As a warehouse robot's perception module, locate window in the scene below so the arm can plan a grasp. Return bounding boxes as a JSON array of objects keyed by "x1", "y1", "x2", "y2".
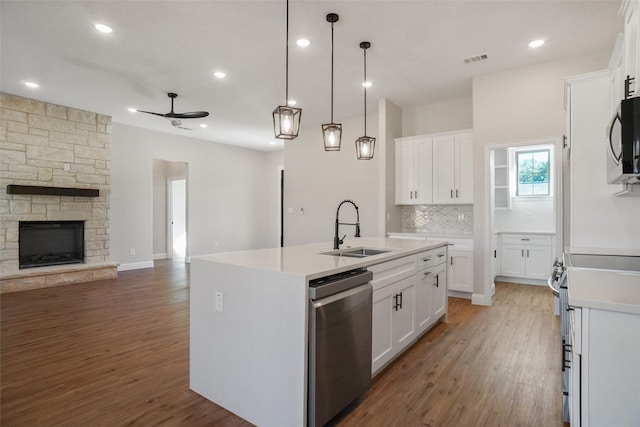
[{"x1": 516, "y1": 149, "x2": 550, "y2": 196}]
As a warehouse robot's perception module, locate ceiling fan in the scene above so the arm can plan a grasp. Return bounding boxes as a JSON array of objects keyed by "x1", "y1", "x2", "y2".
[{"x1": 137, "y1": 93, "x2": 209, "y2": 125}]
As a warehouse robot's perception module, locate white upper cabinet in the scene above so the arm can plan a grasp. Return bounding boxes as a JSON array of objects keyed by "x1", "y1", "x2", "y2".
[
  {"x1": 623, "y1": 0, "x2": 639, "y2": 94},
  {"x1": 433, "y1": 131, "x2": 474, "y2": 204},
  {"x1": 395, "y1": 130, "x2": 473, "y2": 206},
  {"x1": 395, "y1": 136, "x2": 433, "y2": 205}
]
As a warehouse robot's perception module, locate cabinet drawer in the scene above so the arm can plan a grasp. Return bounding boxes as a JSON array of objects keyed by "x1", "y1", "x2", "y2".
[
  {"x1": 433, "y1": 246, "x2": 447, "y2": 265},
  {"x1": 417, "y1": 250, "x2": 434, "y2": 270},
  {"x1": 501, "y1": 234, "x2": 552, "y2": 246},
  {"x1": 369, "y1": 255, "x2": 417, "y2": 291}
]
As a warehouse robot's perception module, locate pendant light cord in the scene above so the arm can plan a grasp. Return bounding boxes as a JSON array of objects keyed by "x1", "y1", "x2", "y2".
[
  {"x1": 285, "y1": 0, "x2": 289, "y2": 104},
  {"x1": 363, "y1": 46, "x2": 367, "y2": 135},
  {"x1": 330, "y1": 21, "x2": 335, "y2": 122}
]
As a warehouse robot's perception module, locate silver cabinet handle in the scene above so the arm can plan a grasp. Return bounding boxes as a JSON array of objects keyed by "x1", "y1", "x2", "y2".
[
  {"x1": 527, "y1": 249, "x2": 530, "y2": 257},
  {"x1": 450, "y1": 256, "x2": 453, "y2": 265},
  {"x1": 422, "y1": 257, "x2": 431, "y2": 262},
  {"x1": 521, "y1": 249, "x2": 524, "y2": 257},
  {"x1": 521, "y1": 238, "x2": 530, "y2": 241},
  {"x1": 456, "y1": 189, "x2": 459, "y2": 198},
  {"x1": 424, "y1": 271, "x2": 431, "y2": 276},
  {"x1": 450, "y1": 189, "x2": 453, "y2": 198},
  {"x1": 437, "y1": 253, "x2": 445, "y2": 258},
  {"x1": 415, "y1": 190, "x2": 418, "y2": 199}
]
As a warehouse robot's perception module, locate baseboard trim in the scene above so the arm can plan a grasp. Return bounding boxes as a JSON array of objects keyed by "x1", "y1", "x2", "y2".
[
  {"x1": 495, "y1": 276, "x2": 546, "y2": 286},
  {"x1": 118, "y1": 261, "x2": 154, "y2": 272},
  {"x1": 471, "y1": 292, "x2": 489, "y2": 306},
  {"x1": 447, "y1": 290, "x2": 472, "y2": 300},
  {"x1": 153, "y1": 253, "x2": 167, "y2": 260}
]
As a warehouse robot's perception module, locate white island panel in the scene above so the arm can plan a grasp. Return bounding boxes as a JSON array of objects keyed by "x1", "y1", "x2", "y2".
[{"x1": 190, "y1": 259, "x2": 308, "y2": 427}]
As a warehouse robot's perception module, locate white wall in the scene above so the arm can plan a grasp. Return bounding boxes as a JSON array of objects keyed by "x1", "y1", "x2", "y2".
[
  {"x1": 379, "y1": 99, "x2": 404, "y2": 235},
  {"x1": 283, "y1": 114, "x2": 380, "y2": 246},
  {"x1": 472, "y1": 48, "x2": 611, "y2": 304},
  {"x1": 111, "y1": 124, "x2": 281, "y2": 269},
  {"x1": 495, "y1": 198, "x2": 555, "y2": 233},
  {"x1": 403, "y1": 97, "x2": 473, "y2": 136}
]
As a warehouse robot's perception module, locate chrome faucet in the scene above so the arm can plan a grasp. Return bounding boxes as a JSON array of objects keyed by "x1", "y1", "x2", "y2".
[{"x1": 334, "y1": 199, "x2": 361, "y2": 249}]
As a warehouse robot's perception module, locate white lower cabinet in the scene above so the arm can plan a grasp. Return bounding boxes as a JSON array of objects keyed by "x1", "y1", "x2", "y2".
[
  {"x1": 499, "y1": 233, "x2": 553, "y2": 280},
  {"x1": 371, "y1": 255, "x2": 417, "y2": 375},
  {"x1": 371, "y1": 246, "x2": 448, "y2": 376},
  {"x1": 570, "y1": 306, "x2": 640, "y2": 426},
  {"x1": 448, "y1": 250, "x2": 473, "y2": 292}
]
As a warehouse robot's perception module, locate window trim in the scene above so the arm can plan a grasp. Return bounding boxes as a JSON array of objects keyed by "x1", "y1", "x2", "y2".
[{"x1": 514, "y1": 148, "x2": 551, "y2": 197}]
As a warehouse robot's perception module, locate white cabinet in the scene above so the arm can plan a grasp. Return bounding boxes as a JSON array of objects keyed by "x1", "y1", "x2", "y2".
[
  {"x1": 431, "y1": 261, "x2": 447, "y2": 320},
  {"x1": 622, "y1": 0, "x2": 639, "y2": 97},
  {"x1": 395, "y1": 136, "x2": 433, "y2": 204},
  {"x1": 570, "y1": 306, "x2": 640, "y2": 426},
  {"x1": 370, "y1": 255, "x2": 417, "y2": 375},
  {"x1": 448, "y1": 250, "x2": 473, "y2": 292},
  {"x1": 395, "y1": 130, "x2": 473, "y2": 206},
  {"x1": 433, "y1": 131, "x2": 474, "y2": 204},
  {"x1": 499, "y1": 233, "x2": 553, "y2": 280}
]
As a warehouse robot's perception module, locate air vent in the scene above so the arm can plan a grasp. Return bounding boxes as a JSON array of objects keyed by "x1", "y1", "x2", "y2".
[{"x1": 463, "y1": 53, "x2": 489, "y2": 64}]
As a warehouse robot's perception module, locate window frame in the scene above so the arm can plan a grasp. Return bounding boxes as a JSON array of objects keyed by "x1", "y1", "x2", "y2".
[{"x1": 514, "y1": 148, "x2": 551, "y2": 197}]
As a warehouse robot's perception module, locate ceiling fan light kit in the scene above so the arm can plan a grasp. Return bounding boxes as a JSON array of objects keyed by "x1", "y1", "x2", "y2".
[
  {"x1": 355, "y1": 41, "x2": 375, "y2": 160},
  {"x1": 322, "y1": 12, "x2": 342, "y2": 151},
  {"x1": 272, "y1": 0, "x2": 302, "y2": 140}
]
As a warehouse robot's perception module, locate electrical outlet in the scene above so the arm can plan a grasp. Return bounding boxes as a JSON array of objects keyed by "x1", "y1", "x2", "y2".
[
  {"x1": 129, "y1": 248, "x2": 135, "y2": 255},
  {"x1": 215, "y1": 292, "x2": 224, "y2": 312}
]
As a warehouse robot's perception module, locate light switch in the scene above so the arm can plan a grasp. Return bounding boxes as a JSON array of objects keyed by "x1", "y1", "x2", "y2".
[{"x1": 287, "y1": 207, "x2": 294, "y2": 214}]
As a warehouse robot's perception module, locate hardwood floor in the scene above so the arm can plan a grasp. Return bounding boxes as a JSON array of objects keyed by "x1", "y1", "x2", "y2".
[{"x1": 1, "y1": 262, "x2": 564, "y2": 426}]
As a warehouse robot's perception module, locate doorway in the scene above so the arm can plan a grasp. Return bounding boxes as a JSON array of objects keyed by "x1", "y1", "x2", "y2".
[
  {"x1": 152, "y1": 159, "x2": 188, "y2": 261},
  {"x1": 484, "y1": 138, "x2": 562, "y2": 302},
  {"x1": 169, "y1": 178, "x2": 187, "y2": 259}
]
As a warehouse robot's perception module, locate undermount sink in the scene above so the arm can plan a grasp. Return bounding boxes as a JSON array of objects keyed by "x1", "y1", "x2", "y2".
[{"x1": 321, "y1": 247, "x2": 391, "y2": 258}]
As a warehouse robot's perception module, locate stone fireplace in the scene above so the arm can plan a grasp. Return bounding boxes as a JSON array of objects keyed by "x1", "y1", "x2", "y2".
[{"x1": 0, "y1": 93, "x2": 118, "y2": 292}]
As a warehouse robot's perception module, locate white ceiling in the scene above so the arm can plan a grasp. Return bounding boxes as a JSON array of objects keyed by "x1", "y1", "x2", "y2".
[{"x1": 1, "y1": 1, "x2": 623, "y2": 151}]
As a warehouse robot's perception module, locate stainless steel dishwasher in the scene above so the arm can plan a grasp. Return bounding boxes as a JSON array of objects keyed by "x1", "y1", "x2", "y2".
[{"x1": 308, "y1": 268, "x2": 373, "y2": 427}]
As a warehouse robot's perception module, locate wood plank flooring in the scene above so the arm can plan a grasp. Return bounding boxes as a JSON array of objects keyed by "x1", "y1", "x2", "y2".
[{"x1": 1, "y1": 261, "x2": 565, "y2": 426}]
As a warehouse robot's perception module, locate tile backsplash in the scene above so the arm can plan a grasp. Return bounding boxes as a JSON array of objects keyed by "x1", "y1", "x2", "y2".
[{"x1": 402, "y1": 204, "x2": 473, "y2": 236}]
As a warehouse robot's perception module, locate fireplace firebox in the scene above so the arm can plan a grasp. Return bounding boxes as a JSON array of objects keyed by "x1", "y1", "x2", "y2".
[{"x1": 19, "y1": 221, "x2": 84, "y2": 269}]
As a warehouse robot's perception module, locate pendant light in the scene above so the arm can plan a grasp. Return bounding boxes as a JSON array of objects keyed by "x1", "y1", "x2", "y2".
[
  {"x1": 322, "y1": 13, "x2": 342, "y2": 151},
  {"x1": 355, "y1": 41, "x2": 375, "y2": 160},
  {"x1": 272, "y1": 0, "x2": 302, "y2": 139}
]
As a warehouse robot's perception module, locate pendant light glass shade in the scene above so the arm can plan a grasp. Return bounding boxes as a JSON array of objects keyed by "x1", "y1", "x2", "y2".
[
  {"x1": 322, "y1": 123, "x2": 342, "y2": 150},
  {"x1": 273, "y1": 0, "x2": 301, "y2": 139},
  {"x1": 356, "y1": 41, "x2": 375, "y2": 160},
  {"x1": 322, "y1": 13, "x2": 342, "y2": 151},
  {"x1": 355, "y1": 135, "x2": 375, "y2": 160}
]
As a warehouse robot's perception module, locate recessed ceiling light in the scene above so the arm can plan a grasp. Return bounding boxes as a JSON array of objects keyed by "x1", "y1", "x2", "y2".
[
  {"x1": 296, "y1": 39, "x2": 310, "y2": 47},
  {"x1": 362, "y1": 81, "x2": 373, "y2": 88},
  {"x1": 24, "y1": 81, "x2": 39, "y2": 89},
  {"x1": 94, "y1": 23, "x2": 113, "y2": 34},
  {"x1": 528, "y1": 39, "x2": 545, "y2": 48},
  {"x1": 213, "y1": 71, "x2": 226, "y2": 79},
  {"x1": 127, "y1": 107, "x2": 137, "y2": 113},
  {"x1": 287, "y1": 99, "x2": 297, "y2": 106},
  {"x1": 200, "y1": 124, "x2": 208, "y2": 128}
]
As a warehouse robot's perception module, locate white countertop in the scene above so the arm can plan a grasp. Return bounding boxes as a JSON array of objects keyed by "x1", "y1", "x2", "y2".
[
  {"x1": 386, "y1": 232, "x2": 473, "y2": 239},
  {"x1": 567, "y1": 268, "x2": 640, "y2": 315},
  {"x1": 495, "y1": 231, "x2": 556, "y2": 235},
  {"x1": 192, "y1": 237, "x2": 447, "y2": 281}
]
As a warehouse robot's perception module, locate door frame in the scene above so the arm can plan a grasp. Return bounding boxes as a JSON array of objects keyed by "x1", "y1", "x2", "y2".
[{"x1": 483, "y1": 137, "x2": 562, "y2": 305}]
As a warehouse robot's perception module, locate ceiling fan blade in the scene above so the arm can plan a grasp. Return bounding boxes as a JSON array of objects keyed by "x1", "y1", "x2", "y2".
[
  {"x1": 166, "y1": 111, "x2": 210, "y2": 119},
  {"x1": 137, "y1": 110, "x2": 167, "y2": 117}
]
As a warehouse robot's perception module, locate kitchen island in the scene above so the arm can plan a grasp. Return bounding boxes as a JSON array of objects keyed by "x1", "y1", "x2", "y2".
[{"x1": 189, "y1": 237, "x2": 447, "y2": 427}]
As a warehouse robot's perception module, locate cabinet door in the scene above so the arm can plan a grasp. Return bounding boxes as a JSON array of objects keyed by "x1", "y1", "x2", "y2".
[
  {"x1": 372, "y1": 284, "x2": 396, "y2": 374},
  {"x1": 416, "y1": 268, "x2": 433, "y2": 334},
  {"x1": 448, "y1": 250, "x2": 473, "y2": 292},
  {"x1": 414, "y1": 138, "x2": 433, "y2": 204},
  {"x1": 525, "y1": 246, "x2": 551, "y2": 280},
  {"x1": 432, "y1": 135, "x2": 456, "y2": 204},
  {"x1": 455, "y1": 133, "x2": 474, "y2": 203},
  {"x1": 393, "y1": 276, "x2": 416, "y2": 352},
  {"x1": 395, "y1": 139, "x2": 415, "y2": 204},
  {"x1": 432, "y1": 263, "x2": 447, "y2": 320},
  {"x1": 500, "y1": 244, "x2": 526, "y2": 277}
]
